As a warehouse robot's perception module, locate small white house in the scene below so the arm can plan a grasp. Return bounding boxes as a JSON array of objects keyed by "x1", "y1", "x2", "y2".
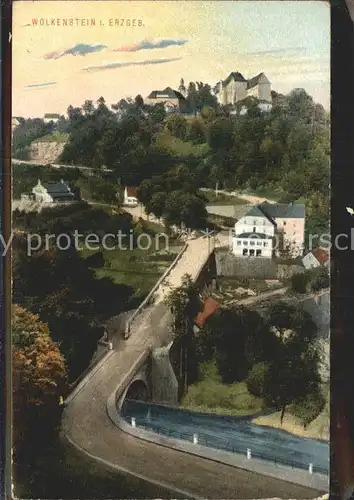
[
  {"x1": 123, "y1": 187, "x2": 138, "y2": 206},
  {"x1": 43, "y1": 113, "x2": 60, "y2": 124},
  {"x1": 302, "y1": 247, "x2": 329, "y2": 270}
]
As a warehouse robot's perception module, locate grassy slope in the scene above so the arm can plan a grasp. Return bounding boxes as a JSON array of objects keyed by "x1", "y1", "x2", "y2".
[
  {"x1": 81, "y1": 245, "x2": 181, "y2": 300},
  {"x1": 35, "y1": 131, "x2": 69, "y2": 143},
  {"x1": 181, "y1": 362, "x2": 264, "y2": 417},
  {"x1": 155, "y1": 131, "x2": 209, "y2": 157}
]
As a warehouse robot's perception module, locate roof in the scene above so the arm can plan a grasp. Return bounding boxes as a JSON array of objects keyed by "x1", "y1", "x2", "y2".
[
  {"x1": 235, "y1": 232, "x2": 271, "y2": 239},
  {"x1": 43, "y1": 180, "x2": 73, "y2": 195},
  {"x1": 244, "y1": 205, "x2": 276, "y2": 225},
  {"x1": 147, "y1": 87, "x2": 185, "y2": 101},
  {"x1": 223, "y1": 72, "x2": 247, "y2": 86},
  {"x1": 311, "y1": 247, "x2": 329, "y2": 265},
  {"x1": 259, "y1": 202, "x2": 305, "y2": 219},
  {"x1": 44, "y1": 113, "x2": 60, "y2": 119},
  {"x1": 194, "y1": 298, "x2": 220, "y2": 328},
  {"x1": 126, "y1": 187, "x2": 138, "y2": 197},
  {"x1": 247, "y1": 72, "x2": 269, "y2": 90}
]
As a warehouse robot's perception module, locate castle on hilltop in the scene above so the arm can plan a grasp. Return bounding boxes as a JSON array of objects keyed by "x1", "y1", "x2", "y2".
[{"x1": 214, "y1": 71, "x2": 272, "y2": 106}]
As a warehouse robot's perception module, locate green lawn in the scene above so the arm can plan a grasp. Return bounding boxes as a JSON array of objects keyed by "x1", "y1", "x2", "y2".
[
  {"x1": 155, "y1": 131, "x2": 209, "y2": 157},
  {"x1": 240, "y1": 186, "x2": 282, "y2": 202},
  {"x1": 35, "y1": 131, "x2": 69, "y2": 143},
  {"x1": 81, "y1": 245, "x2": 181, "y2": 300},
  {"x1": 181, "y1": 362, "x2": 264, "y2": 417},
  {"x1": 200, "y1": 190, "x2": 246, "y2": 205}
]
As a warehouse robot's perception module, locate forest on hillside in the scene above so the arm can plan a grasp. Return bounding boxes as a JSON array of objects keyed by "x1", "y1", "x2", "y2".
[{"x1": 13, "y1": 83, "x2": 329, "y2": 237}]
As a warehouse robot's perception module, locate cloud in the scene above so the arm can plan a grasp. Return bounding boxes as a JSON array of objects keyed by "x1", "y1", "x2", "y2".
[
  {"x1": 44, "y1": 43, "x2": 107, "y2": 60},
  {"x1": 82, "y1": 57, "x2": 182, "y2": 73},
  {"x1": 25, "y1": 81, "x2": 57, "y2": 88},
  {"x1": 113, "y1": 38, "x2": 188, "y2": 52},
  {"x1": 245, "y1": 47, "x2": 305, "y2": 57}
]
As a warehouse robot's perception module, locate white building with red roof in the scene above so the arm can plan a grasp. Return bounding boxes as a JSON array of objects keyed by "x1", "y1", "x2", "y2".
[
  {"x1": 123, "y1": 186, "x2": 138, "y2": 206},
  {"x1": 302, "y1": 246, "x2": 329, "y2": 270}
]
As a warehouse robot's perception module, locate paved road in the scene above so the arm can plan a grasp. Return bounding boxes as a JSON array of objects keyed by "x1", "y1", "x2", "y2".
[
  {"x1": 122, "y1": 400, "x2": 329, "y2": 475},
  {"x1": 200, "y1": 187, "x2": 277, "y2": 205},
  {"x1": 63, "y1": 302, "x2": 323, "y2": 498}
]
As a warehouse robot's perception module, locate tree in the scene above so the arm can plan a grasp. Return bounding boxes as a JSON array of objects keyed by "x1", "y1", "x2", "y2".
[
  {"x1": 291, "y1": 272, "x2": 309, "y2": 294},
  {"x1": 208, "y1": 118, "x2": 234, "y2": 151},
  {"x1": 165, "y1": 275, "x2": 201, "y2": 396},
  {"x1": 134, "y1": 94, "x2": 144, "y2": 109},
  {"x1": 287, "y1": 88, "x2": 314, "y2": 123},
  {"x1": 166, "y1": 115, "x2": 188, "y2": 140},
  {"x1": 13, "y1": 305, "x2": 67, "y2": 457},
  {"x1": 246, "y1": 362, "x2": 271, "y2": 399},
  {"x1": 188, "y1": 118, "x2": 206, "y2": 144},
  {"x1": 291, "y1": 387, "x2": 325, "y2": 429},
  {"x1": 310, "y1": 266, "x2": 330, "y2": 291},
  {"x1": 201, "y1": 306, "x2": 270, "y2": 383},
  {"x1": 265, "y1": 303, "x2": 321, "y2": 423}
]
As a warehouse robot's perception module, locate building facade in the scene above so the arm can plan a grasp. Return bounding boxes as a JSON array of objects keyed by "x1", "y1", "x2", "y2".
[
  {"x1": 232, "y1": 202, "x2": 305, "y2": 258},
  {"x1": 145, "y1": 87, "x2": 186, "y2": 113},
  {"x1": 43, "y1": 113, "x2": 60, "y2": 123},
  {"x1": 214, "y1": 71, "x2": 272, "y2": 109}
]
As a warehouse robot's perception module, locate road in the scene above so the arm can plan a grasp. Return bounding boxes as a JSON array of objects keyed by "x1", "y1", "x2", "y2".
[
  {"x1": 12, "y1": 158, "x2": 112, "y2": 172},
  {"x1": 200, "y1": 187, "x2": 277, "y2": 205},
  {"x1": 63, "y1": 236, "x2": 324, "y2": 498},
  {"x1": 63, "y1": 301, "x2": 323, "y2": 498},
  {"x1": 122, "y1": 400, "x2": 329, "y2": 475}
]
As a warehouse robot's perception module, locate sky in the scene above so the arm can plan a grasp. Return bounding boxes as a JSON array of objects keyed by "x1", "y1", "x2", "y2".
[{"x1": 12, "y1": 1, "x2": 330, "y2": 118}]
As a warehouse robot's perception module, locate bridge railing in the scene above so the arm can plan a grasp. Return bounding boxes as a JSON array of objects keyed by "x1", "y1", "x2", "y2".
[
  {"x1": 124, "y1": 243, "x2": 188, "y2": 339},
  {"x1": 125, "y1": 419, "x2": 328, "y2": 476}
]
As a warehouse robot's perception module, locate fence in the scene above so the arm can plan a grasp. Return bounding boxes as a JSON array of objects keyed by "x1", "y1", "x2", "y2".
[
  {"x1": 124, "y1": 243, "x2": 188, "y2": 338},
  {"x1": 126, "y1": 419, "x2": 328, "y2": 476}
]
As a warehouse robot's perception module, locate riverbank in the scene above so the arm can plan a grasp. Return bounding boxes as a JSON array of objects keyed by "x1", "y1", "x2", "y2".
[{"x1": 252, "y1": 411, "x2": 329, "y2": 441}]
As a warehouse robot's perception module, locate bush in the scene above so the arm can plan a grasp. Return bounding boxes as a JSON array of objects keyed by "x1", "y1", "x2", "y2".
[
  {"x1": 290, "y1": 388, "x2": 326, "y2": 429},
  {"x1": 291, "y1": 272, "x2": 309, "y2": 293},
  {"x1": 246, "y1": 362, "x2": 271, "y2": 399},
  {"x1": 310, "y1": 267, "x2": 329, "y2": 291}
]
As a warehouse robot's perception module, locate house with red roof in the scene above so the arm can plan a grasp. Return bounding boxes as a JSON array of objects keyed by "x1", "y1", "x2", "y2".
[
  {"x1": 302, "y1": 246, "x2": 329, "y2": 270},
  {"x1": 193, "y1": 297, "x2": 221, "y2": 332},
  {"x1": 123, "y1": 186, "x2": 138, "y2": 206}
]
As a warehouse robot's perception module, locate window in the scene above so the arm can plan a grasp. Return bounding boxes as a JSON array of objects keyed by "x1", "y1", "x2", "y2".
[
  {"x1": 283, "y1": 221, "x2": 286, "y2": 226},
  {"x1": 253, "y1": 220, "x2": 257, "y2": 226},
  {"x1": 242, "y1": 248, "x2": 248, "y2": 256},
  {"x1": 256, "y1": 249, "x2": 262, "y2": 256},
  {"x1": 249, "y1": 249, "x2": 255, "y2": 256},
  {"x1": 257, "y1": 241, "x2": 262, "y2": 246},
  {"x1": 263, "y1": 242, "x2": 268, "y2": 247},
  {"x1": 243, "y1": 240, "x2": 248, "y2": 246},
  {"x1": 237, "y1": 240, "x2": 242, "y2": 246},
  {"x1": 253, "y1": 227, "x2": 256, "y2": 233},
  {"x1": 250, "y1": 240, "x2": 255, "y2": 246}
]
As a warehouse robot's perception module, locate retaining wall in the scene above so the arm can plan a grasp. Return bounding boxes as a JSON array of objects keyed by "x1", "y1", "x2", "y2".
[{"x1": 107, "y1": 396, "x2": 328, "y2": 493}]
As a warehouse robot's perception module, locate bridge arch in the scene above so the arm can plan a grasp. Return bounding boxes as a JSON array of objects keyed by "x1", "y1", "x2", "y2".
[{"x1": 124, "y1": 379, "x2": 149, "y2": 402}]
